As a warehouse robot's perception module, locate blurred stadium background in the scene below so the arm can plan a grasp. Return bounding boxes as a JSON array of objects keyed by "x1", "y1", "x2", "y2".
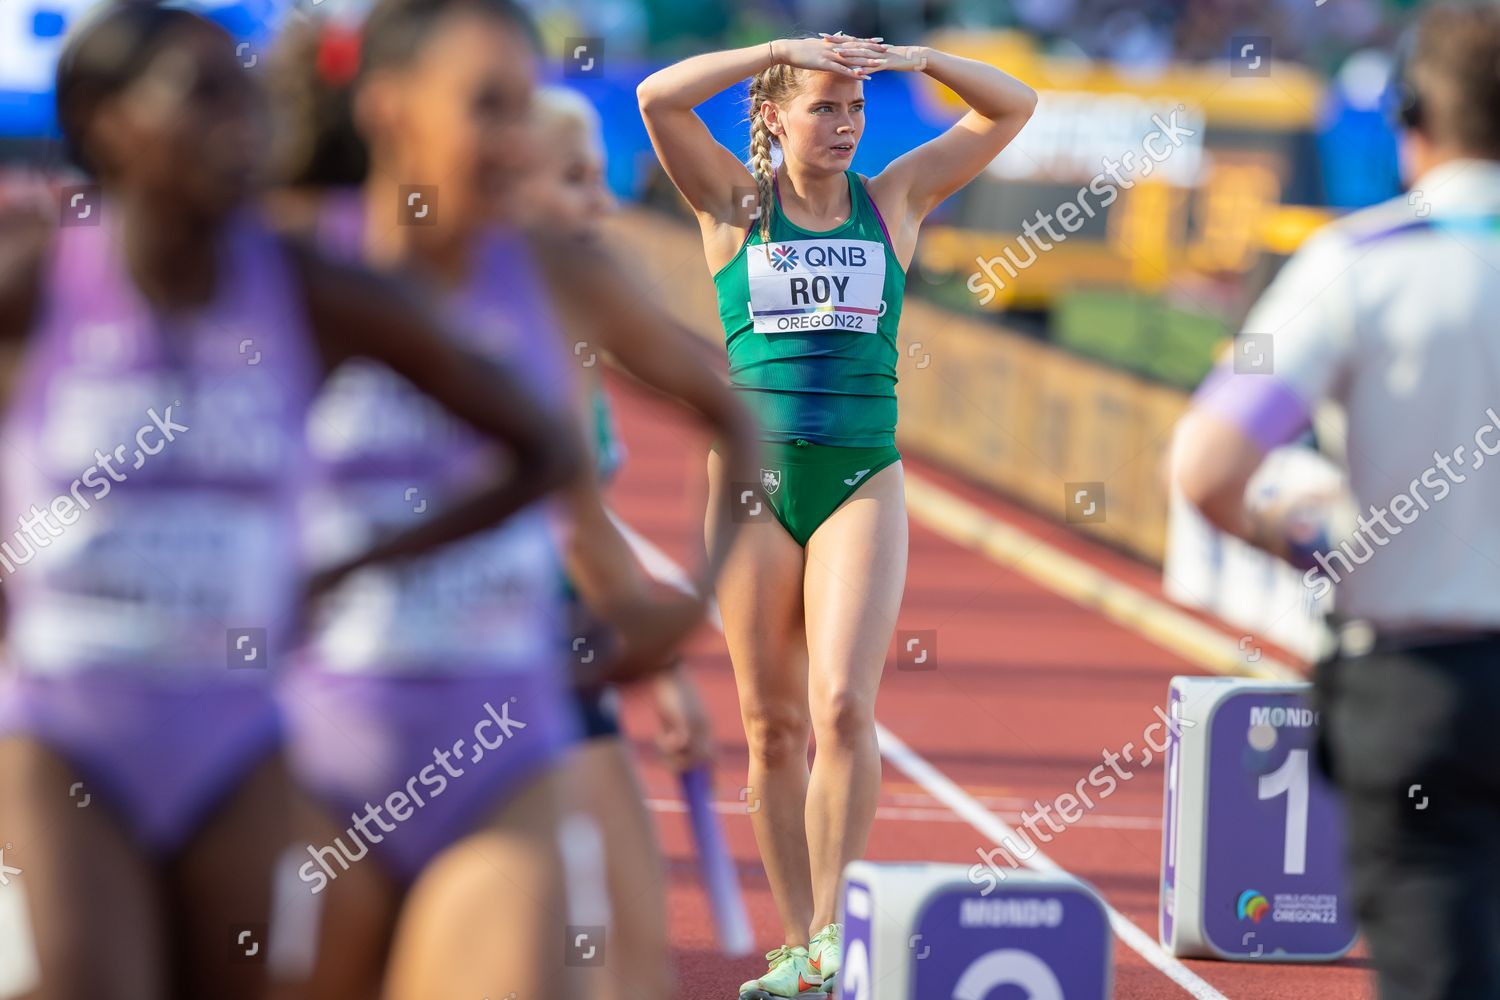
[
  {"x1": 1, "y1": 3, "x2": 1436, "y2": 995},
  {"x1": 6, "y1": 0, "x2": 1417, "y2": 642},
  {"x1": 2, "y1": 0, "x2": 1411, "y2": 654}
]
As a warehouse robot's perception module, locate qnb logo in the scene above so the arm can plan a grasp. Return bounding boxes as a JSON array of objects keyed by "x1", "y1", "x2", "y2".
[
  {"x1": 769, "y1": 245, "x2": 799, "y2": 272},
  {"x1": 802, "y1": 244, "x2": 868, "y2": 268},
  {"x1": 1248, "y1": 706, "x2": 1318, "y2": 728}
]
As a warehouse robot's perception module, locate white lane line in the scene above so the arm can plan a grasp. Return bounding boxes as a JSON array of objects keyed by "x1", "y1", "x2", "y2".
[
  {"x1": 887, "y1": 789, "x2": 1162, "y2": 817},
  {"x1": 616, "y1": 511, "x2": 1231, "y2": 1000},
  {"x1": 608, "y1": 511, "x2": 723, "y2": 632},
  {"x1": 644, "y1": 798, "x2": 1161, "y2": 831},
  {"x1": 877, "y1": 725, "x2": 1230, "y2": 1000}
]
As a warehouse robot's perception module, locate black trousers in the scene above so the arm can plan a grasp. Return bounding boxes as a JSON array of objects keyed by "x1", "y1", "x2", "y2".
[{"x1": 1314, "y1": 636, "x2": 1500, "y2": 1000}]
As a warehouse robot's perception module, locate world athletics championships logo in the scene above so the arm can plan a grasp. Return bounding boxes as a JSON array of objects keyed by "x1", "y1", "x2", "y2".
[
  {"x1": 769, "y1": 245, "x2": 799, "y2": 272},
  {"x1": 1237, "y1": 890, "x2": 1270, "y2": 923}
]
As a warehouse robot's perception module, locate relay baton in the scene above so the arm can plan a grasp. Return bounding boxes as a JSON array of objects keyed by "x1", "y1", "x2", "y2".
[{"x1": 679, "y1": 763, "x2": 755, "y2": 957}]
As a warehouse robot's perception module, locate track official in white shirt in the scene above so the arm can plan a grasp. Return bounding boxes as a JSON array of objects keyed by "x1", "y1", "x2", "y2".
[{"x1": 1169, "y1": 6, "x2": 1500, "y2": 999}]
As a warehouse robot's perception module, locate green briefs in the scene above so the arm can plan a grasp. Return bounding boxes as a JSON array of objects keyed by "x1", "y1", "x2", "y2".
[{"x1": 718, "y1": 439, "x2": 901, "y2": 547}]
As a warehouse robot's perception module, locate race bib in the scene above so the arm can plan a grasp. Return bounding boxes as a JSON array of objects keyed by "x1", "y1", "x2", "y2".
[
  {"x1": 309, "y1": 360, "x2": 468, "y2": 467},
  {"x1": 11, "y1": 493, "x2": 291, "y2": 674},
  {"x1": 310, "y1": 499, "x2": 562, "y2": 675},
  {"x1": 747, "y1": 238, "x2": 886, "y2": 334},
  {"x1": 43, "y1": 370, "x2": 294, "y2": 480}
]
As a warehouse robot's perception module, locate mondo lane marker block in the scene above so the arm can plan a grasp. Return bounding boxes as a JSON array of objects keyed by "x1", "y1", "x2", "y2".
[
  {"x1": 1160, "y1": 676, "x2": 1358, "y2": 961},
  {"x1": 839, "y1": 861, "x2": 1110, "y2": 1000}
]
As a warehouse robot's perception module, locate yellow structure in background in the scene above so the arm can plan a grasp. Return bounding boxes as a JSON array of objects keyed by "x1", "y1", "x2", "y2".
[
  {"x1": 610, "y1": 37, "x2": 1344, "y2": 562},
  {"x1": 892, "y1": 309, "x2": 1187, "y2": 561},
  {"x1": 920, "y1": 31, "x2": 1325, "y2": 127},
  {"x1": 915, "y1": 31, "x2": 1334, "y2": 309}
]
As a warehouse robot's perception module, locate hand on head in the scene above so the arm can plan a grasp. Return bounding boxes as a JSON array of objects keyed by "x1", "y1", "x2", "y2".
[{"x1": 771, "y1": 33, "x2": 886, "y2": 79}]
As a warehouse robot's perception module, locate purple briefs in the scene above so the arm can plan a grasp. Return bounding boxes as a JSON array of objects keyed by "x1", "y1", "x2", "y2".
[
  {"x1": 278, "y1": 667, "x2": 578, "y2": 886},
  {"x1": 1192, "y1": 363, "x2": 1313, "y2": 453},
  {"x1": 0, "y1": 669, "x2": 282, "y2": 856}
]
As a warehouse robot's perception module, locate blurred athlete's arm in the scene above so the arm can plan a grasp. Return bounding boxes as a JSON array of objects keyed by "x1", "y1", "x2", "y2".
[
  {"x1": 294, "y1": 242, "x2": 583, "y2": 584},
  {"x1": 531, "y1": 232, "x2": 761, "y2": 596},
  {"x1": 865, "y1": 45, "x2": 1036, "y2": 251},
  {"x1": 551, "y1": 412, "x2": 713, "y2": 755},
  {"x1": 560, "y1": 466, "x2": 708, "y2": 689}
]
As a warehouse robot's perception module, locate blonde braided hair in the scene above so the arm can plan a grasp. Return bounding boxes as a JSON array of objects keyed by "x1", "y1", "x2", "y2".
[{"x1": 747, "y1": 51, "x2": 807, "y2": 258}]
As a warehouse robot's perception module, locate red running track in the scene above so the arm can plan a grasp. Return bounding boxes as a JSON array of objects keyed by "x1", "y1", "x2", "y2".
[{"x1": 598, "y1": 371, "x2": 1376, "y2": 1000}]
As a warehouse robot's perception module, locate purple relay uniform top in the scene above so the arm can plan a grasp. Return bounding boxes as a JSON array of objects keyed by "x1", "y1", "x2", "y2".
[
  {"x1": 301, "y1": 192, "x2": 576, "y2": 675},
  {"x1": 278, "y1": 194, "x2": 581, "y2": 883},
  {"x1": 0, "y1": 207, "x2": 318, "y2": 676}
]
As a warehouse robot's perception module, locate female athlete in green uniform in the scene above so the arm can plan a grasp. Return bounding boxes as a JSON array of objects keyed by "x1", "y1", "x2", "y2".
[{"x1": 639, "y1": 33, "x2": 1036, "y2": 998}]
